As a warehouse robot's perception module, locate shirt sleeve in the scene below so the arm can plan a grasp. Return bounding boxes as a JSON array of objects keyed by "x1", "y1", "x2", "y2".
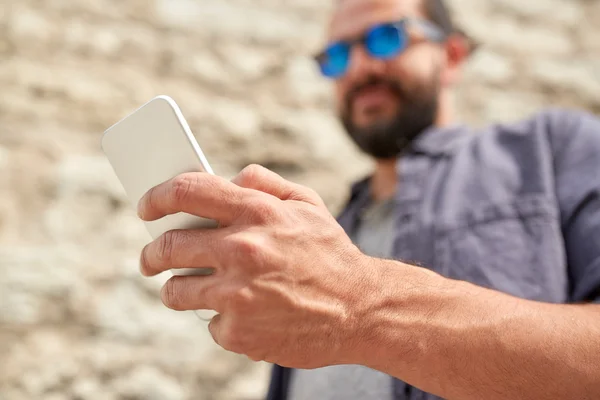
[{"x1": 547, "y1": 109, "x2": 600, "y2": 303}]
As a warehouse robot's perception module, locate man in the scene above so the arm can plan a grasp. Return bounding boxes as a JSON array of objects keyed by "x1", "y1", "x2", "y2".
[{"x1": 135, "y1": 0, "x2": 600, "y2": 399}]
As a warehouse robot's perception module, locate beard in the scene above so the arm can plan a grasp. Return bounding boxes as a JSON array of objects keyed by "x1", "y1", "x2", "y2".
[{"x1": 340, "y1": 71, "x2": 440, "y2": 160}]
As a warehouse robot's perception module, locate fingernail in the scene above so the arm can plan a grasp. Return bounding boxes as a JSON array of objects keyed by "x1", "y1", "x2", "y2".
[
  {"x1": 139, "y1": 247, "x2": 147, "y2": 276},
  {"x1": 160, "y1": 283, "x2": 169, "y2": 306},
  {"x1": 136, "y1": 199, "x2": 144, "y2": 219}
]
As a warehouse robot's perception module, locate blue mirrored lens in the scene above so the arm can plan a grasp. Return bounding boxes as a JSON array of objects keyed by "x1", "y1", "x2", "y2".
[
  {"x1": 318, "y1": 42, "x2": 350, "y2": 78},
  {"x1": 366, "y1": 23, "x2": 406, "y2": 59}
]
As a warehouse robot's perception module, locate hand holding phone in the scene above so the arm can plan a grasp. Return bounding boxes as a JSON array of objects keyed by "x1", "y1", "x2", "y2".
[{"x1": 101, "y1": 95, "x2": 217, "y2": 277}]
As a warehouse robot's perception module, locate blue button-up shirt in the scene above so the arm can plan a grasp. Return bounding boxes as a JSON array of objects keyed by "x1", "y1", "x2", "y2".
[{"x1": 266, "y1": 108, "x2": 600, "y2": 400}]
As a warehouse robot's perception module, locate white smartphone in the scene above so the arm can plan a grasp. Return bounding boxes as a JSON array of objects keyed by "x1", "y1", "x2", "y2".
[{"x1": 101, "y1": 95, "x2": 217, "y2": 277}]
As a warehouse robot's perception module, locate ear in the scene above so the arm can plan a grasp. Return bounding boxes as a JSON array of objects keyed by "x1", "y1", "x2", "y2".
[{"x1": 439, "y1": 34, "x2": 470, "y2": 87}]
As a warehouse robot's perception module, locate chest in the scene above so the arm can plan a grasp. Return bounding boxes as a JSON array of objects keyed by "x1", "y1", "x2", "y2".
[{"x1": 343, "y1": 156, "x2": 569, "y2": 303}]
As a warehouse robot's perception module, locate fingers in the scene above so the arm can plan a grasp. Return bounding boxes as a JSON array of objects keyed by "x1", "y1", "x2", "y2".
[
  {"x1": 137, "y1": 172, "x2": 257, "y2": 224},
  {"x1": 208, "y1": 313, "x2": 223, "y2": 345},
  {"x1": 207, "y1": 313, "x2": 242, "y2": 356},
  {"x1": 160, "y1": 274, "x2": 222, "y2": 312},
  {"x1": 161, "y1": 274, "x2": 260, "y2": 359},
  {"x1": 207, "y1": 307, "x2": 264, "y2": 361},
  {"x1": 137, "y1": 166, "x2": 324, "y2": 226},
  {"x1": 140, "y1": 228, "x2": 231, "y2": 277},
  {"x1": 232, "y1": 164, "x2": 325, "y2": 208}
]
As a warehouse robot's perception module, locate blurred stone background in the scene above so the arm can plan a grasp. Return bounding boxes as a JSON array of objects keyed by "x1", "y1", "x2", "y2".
[{"x1": 0, "y1": 0, "x2": 598, "y2": 399}]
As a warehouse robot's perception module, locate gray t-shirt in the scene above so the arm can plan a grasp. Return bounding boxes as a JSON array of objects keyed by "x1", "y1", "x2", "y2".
[{"x1": 288, "y1": 197, "x2": 396, "y2": 400}]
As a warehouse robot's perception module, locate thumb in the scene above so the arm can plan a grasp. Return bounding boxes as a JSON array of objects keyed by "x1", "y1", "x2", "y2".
[{"x1": 232, "y1": 164, "x2": 324, "y2": 207}]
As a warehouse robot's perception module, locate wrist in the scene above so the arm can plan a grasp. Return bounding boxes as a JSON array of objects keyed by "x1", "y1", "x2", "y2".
[{"x1": 343, "y1": 257, "x2": 451, "y2": 370}]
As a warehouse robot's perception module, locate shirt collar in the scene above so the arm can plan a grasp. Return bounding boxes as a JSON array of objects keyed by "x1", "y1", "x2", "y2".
[
  {"x1": 408, "y1": 123, "x2": 472, "y2": 156},
  {"x1": 346, "y1": 123, "x2": 472, "y2": 199}
]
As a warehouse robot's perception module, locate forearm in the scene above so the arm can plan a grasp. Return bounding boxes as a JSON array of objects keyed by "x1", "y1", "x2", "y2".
[{"x1": 352, "y1": 259, "x2": 600, "y2": 400}]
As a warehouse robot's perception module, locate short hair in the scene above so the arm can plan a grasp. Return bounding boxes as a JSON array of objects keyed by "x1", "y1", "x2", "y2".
[
  {"x1": 423, "y1": 0, "x2": 454, "y2": 36},
  {"x1": 332, "y1": 0, "x2": 479, "y2": 53},
  {"x1": 423, "y1": 0, "x2": 479, "y2": 53}
]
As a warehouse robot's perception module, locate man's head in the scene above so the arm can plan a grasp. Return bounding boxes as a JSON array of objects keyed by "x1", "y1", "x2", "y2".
[{"x1": 316, "y1": 0, "x2": 472, "y2": 159}]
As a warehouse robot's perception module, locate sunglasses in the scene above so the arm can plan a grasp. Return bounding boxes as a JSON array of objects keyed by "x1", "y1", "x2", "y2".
[{"x1": 314, "y1": 18, "x2": 446, "y2": 79}]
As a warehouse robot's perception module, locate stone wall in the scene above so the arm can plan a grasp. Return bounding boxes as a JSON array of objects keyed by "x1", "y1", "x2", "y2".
[{"x1": 0, "y1": 0, "x2": 598, "y2": 399}]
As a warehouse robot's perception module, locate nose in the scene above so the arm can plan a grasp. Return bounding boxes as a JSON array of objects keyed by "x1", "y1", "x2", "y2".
[{"x1": 345, "y1": 43, "x2": 386, "y2": 80}]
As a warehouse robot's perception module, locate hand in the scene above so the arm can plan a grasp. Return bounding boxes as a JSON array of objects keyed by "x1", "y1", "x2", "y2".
[{"x1": 137, "y1": 165, "x2": 377, "y2": 368}]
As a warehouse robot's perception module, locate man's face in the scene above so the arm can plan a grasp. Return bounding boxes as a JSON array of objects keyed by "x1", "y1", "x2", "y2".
[{"x1": 327, "y1": 0, "x2": 446, "y2": 159}]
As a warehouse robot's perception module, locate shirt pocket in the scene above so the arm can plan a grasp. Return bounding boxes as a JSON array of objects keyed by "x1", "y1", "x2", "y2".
[{"x1": 433, "y1": 195, "x2": 568, "y2": 302}]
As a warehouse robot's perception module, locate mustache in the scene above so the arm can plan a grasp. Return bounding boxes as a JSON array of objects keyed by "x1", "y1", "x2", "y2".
[{"x1": 345, "y1": 75, "x2": 405, "y2": 106}]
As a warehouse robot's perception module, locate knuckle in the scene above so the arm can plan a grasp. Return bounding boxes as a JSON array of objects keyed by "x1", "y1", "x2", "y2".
[
  {"x1": 235, "y1": 164, "x2": 263, "y2": 187},
  {"x1": 232, "y1": 234, "x2": 264, "y2": 263},
  {"x1": 163, "y1": 277, "x2": 186, "y2": 310},
  {"x1": 242, "y1": 163, "x2": 264, "y2": 178},
  {"x1": 247, "y1": 198, "x2": 278, "y2": 224},
  {"x1": 157, "y1": 230, "x2": 178, "y2": 264},
  {"x1": 292, "y1": 185, "x2": 325, "y2": 207},
  {"x1": 171, "y1": 174, "x2": 195, "y2": 205},
  {"x1": 306, "y1": 187, "x2": 324, "y2": 205}
]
